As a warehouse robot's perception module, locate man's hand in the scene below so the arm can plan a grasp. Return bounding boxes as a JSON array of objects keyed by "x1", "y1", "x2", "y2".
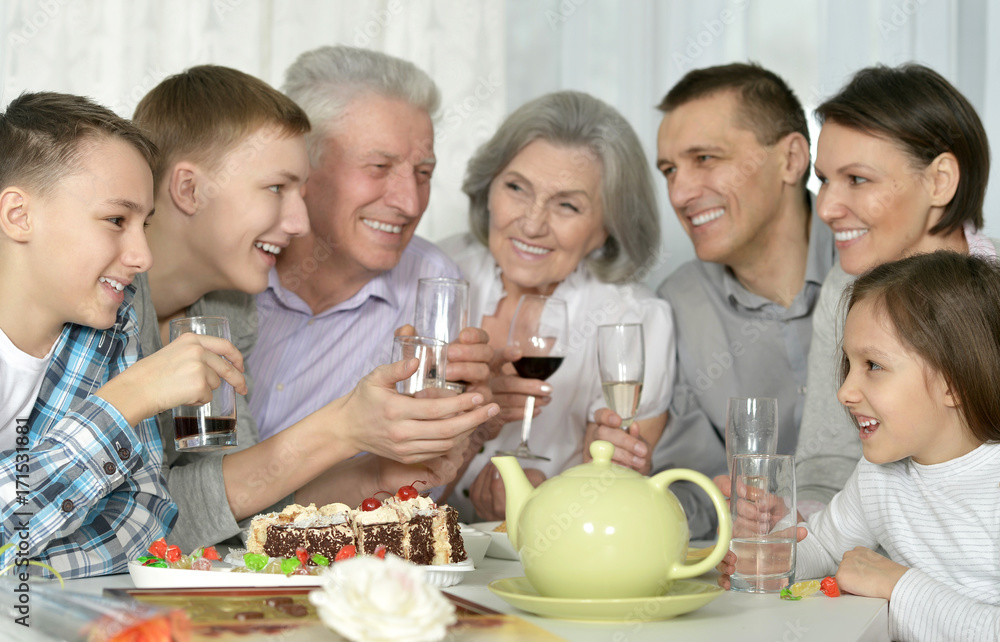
[
  {"x1": 335, "y1": 358, "x2": 499, "y2": 464},
  {"x1": 469, "y1": 460, "x2": 546, "y2": 521},
  {"x1": 97, "y1": 333, "x2": 247, "y2": 426},
  {"x1": 836, "y1": 546, "x2": 908, "y2": 600},
  {"x1": 584, "y1": 408, "x2": 651, "y2": 474}
]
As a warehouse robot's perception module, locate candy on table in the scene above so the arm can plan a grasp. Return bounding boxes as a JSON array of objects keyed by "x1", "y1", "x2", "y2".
[
  {"x1": 821, "y1": 576, "x2": 841, "y2": 597},
  {"x1": 780, "y1": 577, "x2": 841, "y2": 600}
]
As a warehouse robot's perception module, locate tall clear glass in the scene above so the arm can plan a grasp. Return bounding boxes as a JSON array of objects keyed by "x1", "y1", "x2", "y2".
[
  {"x1": 597, "y1": 324, "x2": 645, "y2": 430},
  {"x1": 169, "y1": 316, "x2": 237, "y2": 451}
]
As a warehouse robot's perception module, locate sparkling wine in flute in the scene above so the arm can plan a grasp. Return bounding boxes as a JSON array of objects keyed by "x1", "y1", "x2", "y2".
[
  {"x1": 601, "y1": 380, "x2": 643, "y2": 429},
  {"x1": 597, "y1": 324, "x2": 645, "y2": 431}
]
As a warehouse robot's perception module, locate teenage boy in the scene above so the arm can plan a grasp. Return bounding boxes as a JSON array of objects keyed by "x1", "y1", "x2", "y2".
[
  {"x1": 0, "y1": 92, "x2": 245, "y2": 577},
  {"x1": 132, "y1": 66, "x2": 498, "y2": 551}
]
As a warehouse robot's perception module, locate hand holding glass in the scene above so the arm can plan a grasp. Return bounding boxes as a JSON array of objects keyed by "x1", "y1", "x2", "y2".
[
  {"x1": 392, "y1": 336, "x2": 447, "y2": 396},
  {"x1": 729, "y1": 454, "x2": 797, "y2": 592},
  {"x1": 725, "y1": 397, "x2": 778, "y2": 470},
  {"x1": 597, "y1": 324, "x2": 645, "y2": 431},
  {"x1": 169, "y1": 316, "x2": 237, "y2": 451},
  {"x1": 497, "y1": 295, "x2": 568, "y2": 461}
]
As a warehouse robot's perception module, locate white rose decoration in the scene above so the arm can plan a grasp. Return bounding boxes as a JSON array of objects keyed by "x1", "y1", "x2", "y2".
[{"x1": 309, "y1": 555, "x2": 457, "y2": 642}]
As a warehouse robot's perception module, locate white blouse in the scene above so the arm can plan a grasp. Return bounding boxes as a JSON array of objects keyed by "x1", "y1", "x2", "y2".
[{"x1": 439, "y1": 234, "x2": 676, "y2": 522}]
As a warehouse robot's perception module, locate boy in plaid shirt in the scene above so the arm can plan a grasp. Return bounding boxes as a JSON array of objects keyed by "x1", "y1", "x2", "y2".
[{"x1": 0, "y1": 92, "x2": 246, "y2": 577}]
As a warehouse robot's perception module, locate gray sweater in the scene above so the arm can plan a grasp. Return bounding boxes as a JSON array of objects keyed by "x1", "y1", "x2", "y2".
[{"x1": 133, "y1": 274, "x2": 292, "y2": 550}]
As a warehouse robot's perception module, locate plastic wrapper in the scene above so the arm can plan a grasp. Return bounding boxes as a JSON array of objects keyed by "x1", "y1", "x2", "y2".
[{"x1": 0, "y1": 575, "x2": 190, "y2": 641}]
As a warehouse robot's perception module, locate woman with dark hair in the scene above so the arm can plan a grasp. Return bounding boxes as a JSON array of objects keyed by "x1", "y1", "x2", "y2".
[
  {"x1": 440, "y1": 91, "x2": 675, "y2": 521},
  {"x1": 795, "y1": 63, "x2": 997, "y2": 512}
]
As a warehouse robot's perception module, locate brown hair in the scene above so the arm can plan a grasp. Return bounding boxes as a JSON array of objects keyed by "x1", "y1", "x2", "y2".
[
  {"x1": 816, "y1": 63, "x2": 989, "y2": 235},
  {"x1": 657, "y1": 62, "x2": 810, "y2": 192},
  {"x1": 133, "y1": 65, "x2": 310, "y2": 188},
  {"x1": 0, "y1": 91, "x2": 156, "y2": 195},
  {"x1": 841, "y1": 251, "x2": 1000, "y2": 444}
]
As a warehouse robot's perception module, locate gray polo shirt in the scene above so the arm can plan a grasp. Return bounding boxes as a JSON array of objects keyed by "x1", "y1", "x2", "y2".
[{"x1": 652, "y1": 207, "x2": 836, "y2": 538}]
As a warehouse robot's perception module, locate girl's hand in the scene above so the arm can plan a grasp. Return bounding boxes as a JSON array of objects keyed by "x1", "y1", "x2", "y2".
[
  {"x1": 836, "y1": 546, "x2": 908, "y2": 600},
  {"x1": 716, "y1": 526, "x2": 809, "y2": 590}
]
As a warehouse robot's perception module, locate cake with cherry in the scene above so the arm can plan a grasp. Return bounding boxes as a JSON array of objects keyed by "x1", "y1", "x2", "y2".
[{"x1": 246, "y1": 483, "x2": 467, "y2": 566}]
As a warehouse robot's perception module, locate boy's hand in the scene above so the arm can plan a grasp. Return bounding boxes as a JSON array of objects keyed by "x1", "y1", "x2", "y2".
[
  {"x1": 835, "y1": 546, "x2": 908, "y2": 600},
  {"x1": 97, "y1": 333, "x2": 247, "y2": 426}
]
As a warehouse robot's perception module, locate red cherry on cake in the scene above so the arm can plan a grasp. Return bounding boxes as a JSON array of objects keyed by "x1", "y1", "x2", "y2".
[
  {"x1": 374, "y1": 545, "x2": 387, "y2": 559},
  {"x1": 396, "y1": 479, "x2": 427, "y2": 500},
  {"x1": 334, "y1": 545, "x2": 357, "y2": 562},
  {"x1": 360, "y1": 497, "x2": 381, "y2": 511},
  {"x1": 295, "y1": 547, "x2": 309, "y2": 566}
]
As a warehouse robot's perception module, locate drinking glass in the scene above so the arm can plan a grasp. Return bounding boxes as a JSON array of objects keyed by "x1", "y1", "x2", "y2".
[
  {"x1": 392, "y1": 336, "x2": 447, "y2": 396},
  {"x1": 413, "y1": 277, "x2": 469, "y2": 392},
  {"x1": 169, "y1": 316, "x2": 237, "y2": 451},
  {"x1": 597, "y1": 324, "x2": 645, "y2": 431},
  {"x1": 496, "y1": 295, "x2": 568, "y2": 461},
  {"x1": 729, "y1": 454, "x2": 797, "y2": 592},
  {"x1": 725, "y1": 397, "x2": 779, "y2": 471},
  {"x1": 414, "y1": 277, "x2": 469, "y2": 344}
]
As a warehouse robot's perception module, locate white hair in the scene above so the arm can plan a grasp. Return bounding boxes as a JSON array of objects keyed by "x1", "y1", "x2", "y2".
[{"x1": 282, "y1": 45, "x2": 440, "y2": 165}]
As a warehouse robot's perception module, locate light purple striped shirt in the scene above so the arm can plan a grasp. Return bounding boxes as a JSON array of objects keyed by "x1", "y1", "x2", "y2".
[{"x1": 248, "y1": 235, "x2": 461, "y2": 440}]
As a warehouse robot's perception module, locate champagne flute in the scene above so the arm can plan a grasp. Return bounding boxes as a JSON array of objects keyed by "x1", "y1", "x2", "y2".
[
  {"x1": 496, "y1": 294, "x2": 568, "y2": 461},
  {"x1": 597, "y1": 323, "x2": 645, "y2": 431}
]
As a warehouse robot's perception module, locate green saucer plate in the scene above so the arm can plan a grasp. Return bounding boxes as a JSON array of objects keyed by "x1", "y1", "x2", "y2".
[{"x1": 488, "y1": 577, "x2": 723, "y2": 622}]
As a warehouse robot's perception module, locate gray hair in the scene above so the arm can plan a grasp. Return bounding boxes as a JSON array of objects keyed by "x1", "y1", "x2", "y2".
[
  {"x1": 282, "y1": 45, "x2": 441, "y2": 165},
  {"x1": 462, "y1": 91, "x2": 660, "y2": 284}
]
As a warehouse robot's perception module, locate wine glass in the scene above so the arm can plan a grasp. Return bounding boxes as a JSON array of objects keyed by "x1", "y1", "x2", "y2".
[
  {"x1": 725, "y1": 397, "x2": 779, "y2": 472},
  {"x1": 496, "y1": 294, "x2": 568, "y2": 461},
  {"x1": 597, "y1": 324, "x2": 645, "y2": 431}
]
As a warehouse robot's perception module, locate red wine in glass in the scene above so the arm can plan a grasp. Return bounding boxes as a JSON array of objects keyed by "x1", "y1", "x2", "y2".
[{"x1": 497, "y1": 295, "x2": 568, "y2": 461}]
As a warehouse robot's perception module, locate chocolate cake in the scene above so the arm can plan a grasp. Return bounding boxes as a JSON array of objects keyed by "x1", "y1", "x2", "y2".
[{"x1": 246, "y1": 498, "x2": 467, "y2": 565}]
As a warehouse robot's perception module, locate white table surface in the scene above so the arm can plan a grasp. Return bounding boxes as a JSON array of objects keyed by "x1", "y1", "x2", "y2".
[{"x1": 60, "y1": 550, "x2": 889, "y2": 642}]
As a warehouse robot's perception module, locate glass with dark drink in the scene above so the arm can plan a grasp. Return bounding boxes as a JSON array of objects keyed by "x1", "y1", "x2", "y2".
[
  {"x1": 169, "y1": 316, "x2": 238, "y2": 451},
  {"x1": 497, "y1": 294, "x2": 568, "y2": 461}
]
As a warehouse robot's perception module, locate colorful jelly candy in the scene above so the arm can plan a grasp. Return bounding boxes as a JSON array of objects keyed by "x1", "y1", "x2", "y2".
[{"x1": 821, "y1": 576, "x2": 841, "y2": 597}]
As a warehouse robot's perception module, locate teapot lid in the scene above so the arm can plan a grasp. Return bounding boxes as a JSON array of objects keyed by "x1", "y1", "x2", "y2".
[{"x1": 559, "y1": 440, "x2": 644, "y2": 479}]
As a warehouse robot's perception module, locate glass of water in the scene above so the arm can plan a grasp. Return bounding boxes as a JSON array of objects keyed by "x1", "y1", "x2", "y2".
[
  {"x1": 728, "y1": 454, "x2": 796, "y2": 593},
  {"x1": 725, "y1": 397, "x2": 778, "y2": 471}
]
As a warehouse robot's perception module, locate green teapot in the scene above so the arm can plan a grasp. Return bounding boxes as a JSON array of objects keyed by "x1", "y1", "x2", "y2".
[{"x1": 492, "y1": 440, "x2": 732, "y2": 599}]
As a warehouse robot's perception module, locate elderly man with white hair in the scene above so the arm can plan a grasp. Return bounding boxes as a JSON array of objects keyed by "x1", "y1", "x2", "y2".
[{"x1": 248, "y1": 46, "x2": 494, "y2": 472}]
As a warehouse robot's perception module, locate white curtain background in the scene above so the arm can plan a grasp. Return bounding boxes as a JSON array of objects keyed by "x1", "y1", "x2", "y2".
[{"x1": 1, "y1": 0, "x2": 997, "y2": 289}]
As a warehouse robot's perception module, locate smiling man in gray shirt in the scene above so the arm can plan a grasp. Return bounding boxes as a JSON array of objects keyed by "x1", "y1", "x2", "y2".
[{"x1": 651, "y1": 63, "x2": 835, "y2": 538}]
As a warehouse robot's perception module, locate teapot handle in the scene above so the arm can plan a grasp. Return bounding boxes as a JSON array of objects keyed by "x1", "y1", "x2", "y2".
[{"x1": 649, "y1": 468, "x2": 732, "y2": 580}]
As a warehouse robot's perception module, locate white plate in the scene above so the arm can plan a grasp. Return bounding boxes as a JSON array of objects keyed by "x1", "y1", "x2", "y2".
[
  {"x1": 129, "y1": 557, "x2": 476, "y2": 590},
  {"x1": 469, "y1": 521, "x2": 519, "y2": 561},
  {"x1": 128, "y1": 560, "x2": 323, "y2": 588}
]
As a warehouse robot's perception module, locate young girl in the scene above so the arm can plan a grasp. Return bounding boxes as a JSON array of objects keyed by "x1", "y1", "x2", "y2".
[{"x1": 719, "y1": 251, "x2": 1000, "y2": 641}]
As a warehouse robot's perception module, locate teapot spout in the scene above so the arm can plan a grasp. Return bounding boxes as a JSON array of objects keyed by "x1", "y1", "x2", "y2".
[{"x1": 491, "y1": 456, "x2": 532, "y2": 550}]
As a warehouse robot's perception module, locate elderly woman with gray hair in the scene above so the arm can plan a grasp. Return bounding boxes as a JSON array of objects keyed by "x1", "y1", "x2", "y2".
[{"x1": 440, "y1": 91, "x2": 676, "y2": 522}]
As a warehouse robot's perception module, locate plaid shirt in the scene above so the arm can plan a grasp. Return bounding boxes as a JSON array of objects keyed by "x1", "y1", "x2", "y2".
[{"x1": 0, "y1": 286, "x2": 177, "y2": 578}]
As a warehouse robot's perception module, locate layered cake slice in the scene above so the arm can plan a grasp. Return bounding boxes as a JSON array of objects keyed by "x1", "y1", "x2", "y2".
[
  {"x1": 388, "y1": 496, "x2": 467, "y2": 565},
  {"x1": 247, "y1": 503, "x2": 355, "y2": 560},
  {"x1": 245, "y1": 492, "x2": 467, "y2": 565}
]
